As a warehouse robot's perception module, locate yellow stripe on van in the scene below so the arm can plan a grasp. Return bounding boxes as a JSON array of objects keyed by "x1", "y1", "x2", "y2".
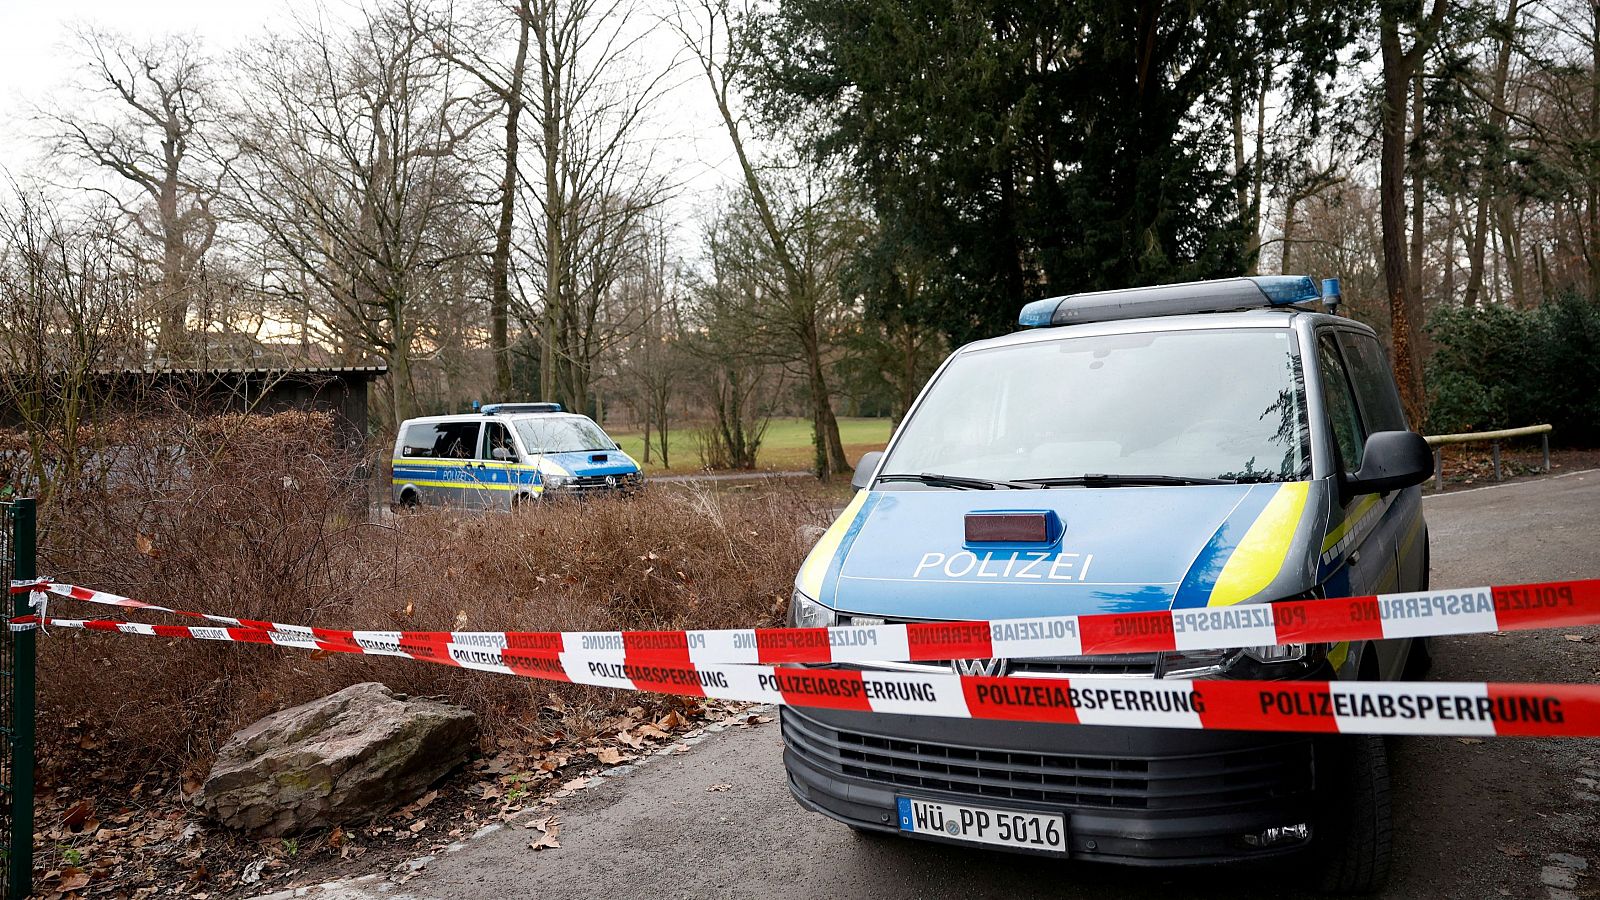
[
  {"x1": 1208, "y1": 482, "x2": 1311, "y2": 607},
  {"x1": 1321, "y1": 493, "x2": 1379, "y2": 553},
  {"x1": 796, "y1": 491, "x2": 869, "y2": 599}
]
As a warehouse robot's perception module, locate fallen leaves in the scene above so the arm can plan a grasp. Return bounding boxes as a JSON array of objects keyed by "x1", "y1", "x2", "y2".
[
  {"x1": 62, "y1": 799, "x2": 96, "y2": 831},
  {"x1": 527, "y1": 815, "x2": 561, "y2": 851},
  {"x1": 134, "y1": 533, "x2": 162, "y2": 558}
]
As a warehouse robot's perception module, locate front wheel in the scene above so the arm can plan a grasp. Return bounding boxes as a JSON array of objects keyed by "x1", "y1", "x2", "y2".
[{"x1": 1313, "y1": 734, "x2": 1393, "y2": 895}]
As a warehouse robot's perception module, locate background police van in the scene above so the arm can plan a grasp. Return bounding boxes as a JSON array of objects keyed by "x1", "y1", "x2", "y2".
[{"x1": 391, "y1": 403, "x2": 642, "y2": 510}]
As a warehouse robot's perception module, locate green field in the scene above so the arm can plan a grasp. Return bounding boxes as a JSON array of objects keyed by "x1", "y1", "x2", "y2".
[{"x1": 610, "y1": 416, "x2": 892, "y2": 474}]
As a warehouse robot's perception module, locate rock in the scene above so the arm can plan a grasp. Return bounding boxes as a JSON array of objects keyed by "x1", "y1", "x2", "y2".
[{"x1": 195, "y1": 682, "x2": 477, "y2": 835}]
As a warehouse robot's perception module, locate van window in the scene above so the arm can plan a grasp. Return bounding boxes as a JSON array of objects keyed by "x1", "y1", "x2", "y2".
[
  {"x1": 401, "y1": 421, "x2": 481, "y2": 459},
  {"x1": 1337, "y1": 332, "x2": 1409, "y2": 432},
  {"x1": 880, "y1": 328, "x2": 1310, "y2": 483},
  {"x1": 481, "y1": 422, "x2": 517, "y2": 460},
  {"x1": 514, "y1": 416, "x2": 617, "y2": 454},
  {"x1": 1316, "y1": 334, "x2": 1366, "y2": 472}
]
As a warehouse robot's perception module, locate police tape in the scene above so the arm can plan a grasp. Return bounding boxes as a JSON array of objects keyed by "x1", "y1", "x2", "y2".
[
  {"x1": 9, "y1": 610, "x2": 1600, "y2": 737},
  {"x1": 9, "y1": 577, "x2": 1600, "y2": 666}
]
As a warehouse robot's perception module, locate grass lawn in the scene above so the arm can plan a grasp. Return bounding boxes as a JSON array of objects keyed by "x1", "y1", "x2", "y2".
[{"x1": 609, "y1": 416, "x2": 893, "y2": 474}]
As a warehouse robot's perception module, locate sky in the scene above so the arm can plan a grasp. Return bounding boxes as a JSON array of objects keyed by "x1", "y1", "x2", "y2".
[
  {"x1": 0, "y1": 0, "x2": 742, "y2": 233},
  {"x1": 0, "y1": 0, "x2": 289, "y2": 176}
]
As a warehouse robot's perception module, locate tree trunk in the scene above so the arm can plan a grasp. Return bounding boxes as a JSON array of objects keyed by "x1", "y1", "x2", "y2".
[
  {"x1": 1281, "y1": 196, "x2": 1298, "y2": 274},
  {"x1": 1231, "y1": 83, "x2": 1251, "y2": 273},
  {"x1": 1442, "y1": 191, "x2": 1458, "y2": 302},
  {"x1": 490, "y1": 2, "x2": 532, "y2": 396},
  {"x1": 538, "y1": 4, "x2": 564, "y2": 406},
  {"x1": 1380, "y1": 17, "x2": 1427, "y2": 427},
  {"x1": 1590, "y1": 1, "x2": 1600, "y2": 299},
  {"x1": 1408, "y1": 68, "x2": 1426, "y2": 305},
  {"x1": 1465, "y1": 189, "x2": 1490, "y2": 307}
]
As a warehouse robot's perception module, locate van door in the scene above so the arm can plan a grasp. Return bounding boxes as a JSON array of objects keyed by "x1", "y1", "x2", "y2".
[
  {"x1": 1315, "y1": 331, "x2": 1407, "y2": 679},
  {"x1": 472, "y1": 421, "x2": 518, "y2": 511},
  {"x1": 422, "y1": 419, "x2": 476, "y2": 506},
  {"x1": 1337, "y1": 331, "x2": 1426, "y2": 591}
]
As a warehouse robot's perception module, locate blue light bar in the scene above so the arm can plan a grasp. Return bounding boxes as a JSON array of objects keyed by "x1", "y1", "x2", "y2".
[
  {"x1": 1018, "y1": 297, "x2": 1061, "y2": 327},
  {"x1": 1248, "y1": 275, "x2": 1321, "y2": 305},
  {"x1": 1017, "y1": 275, "x2": 1327, "y2": 329},
  {"x1": 483, "y1": 402, "x2": 563, "y2": 414}
]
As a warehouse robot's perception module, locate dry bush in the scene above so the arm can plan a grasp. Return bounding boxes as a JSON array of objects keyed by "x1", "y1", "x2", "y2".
[{"x1": 34, "y1": 411, "x2": 830, "y2": 781}]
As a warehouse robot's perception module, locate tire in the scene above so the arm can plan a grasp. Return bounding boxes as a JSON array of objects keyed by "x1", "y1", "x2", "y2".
[
  {"x1": 396, "y1": 490, "x2": 420, "y2": 512},
  {"x1": 1402, "y1": 636, "x2": 1433, "y2": 680},
  {"x1": 1313, "y1": 734, "x2": 1393, "y2": 895}
]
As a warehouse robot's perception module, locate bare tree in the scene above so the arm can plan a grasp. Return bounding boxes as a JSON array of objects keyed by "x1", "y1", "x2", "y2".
[
  {"x1": 416, "y1": 0, "x2": 533, "y2": 395},
  {"x1": 0, "y1": 185, "x2": 137, "y2": 500},
  {"x1": 672, "y1": 0, "x2": 852, "y2": 478},
  {"x1": 42, "y1": 29, "x2": 218, "y2": 358},
  {"x1": 224, "y1": 3, "x2": 488, "y2": 424},
  {"x1": 514, "y1": 0, "x2": 673, "y2": 412}
]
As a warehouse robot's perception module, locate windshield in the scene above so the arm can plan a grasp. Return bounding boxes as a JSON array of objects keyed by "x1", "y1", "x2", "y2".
[
  {"x1": 880, "y1": 328, "x2": 1309, "y2": 484},
  {"x1": 513, "y1": 416, "x2": 618, "y2": 454}
]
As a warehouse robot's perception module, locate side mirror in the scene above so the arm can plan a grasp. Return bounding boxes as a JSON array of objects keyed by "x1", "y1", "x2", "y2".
[
  {"x1": 492, "y1": 447, "x2": 514, "y2": 461},
  {"x1": 1342, "y1": 430, "x2": 1432, "y2": 497},
  {"x1": 851, "y1": 451, "x2": 884, "y2": 491}
]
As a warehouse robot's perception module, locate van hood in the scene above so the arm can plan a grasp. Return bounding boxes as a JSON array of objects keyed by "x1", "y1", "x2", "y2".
[
  {"x1": 534, "y1": 449, "x2": 640, "y2": 478},
  {"x1": 795, "y1": 482, "x2": 1328, "y2": 620}
]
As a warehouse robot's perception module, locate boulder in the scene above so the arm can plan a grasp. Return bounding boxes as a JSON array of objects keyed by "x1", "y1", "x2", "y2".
[{"x1": 195, "y1": 682, "x2": 477, "y2": 835}]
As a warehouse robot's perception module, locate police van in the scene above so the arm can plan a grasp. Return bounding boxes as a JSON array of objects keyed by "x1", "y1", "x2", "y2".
[
  {"x1": 391, "y1": 403, "x2": 642, "y2": 509},
  {"x1": 782, "y1": 276, "x2": 1432, "y2": 893}
]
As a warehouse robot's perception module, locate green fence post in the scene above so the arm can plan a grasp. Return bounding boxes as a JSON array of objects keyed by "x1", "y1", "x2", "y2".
[{"x1": 9, "y1": 499, "x2": 34, "y2": 898}]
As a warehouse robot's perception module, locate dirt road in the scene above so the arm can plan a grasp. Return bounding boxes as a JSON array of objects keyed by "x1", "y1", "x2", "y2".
[{"x1": 289, "y1": 473, "x2": 1600, "y2": 900}]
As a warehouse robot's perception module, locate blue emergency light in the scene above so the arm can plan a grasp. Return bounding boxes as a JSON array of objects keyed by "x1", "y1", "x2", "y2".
[
  {"x1": 482, "y1": 402, "x2": 563, "y2": 414},
  {"x1": 1019, "y1": 275, "x2": 1329, "y2": 328}
]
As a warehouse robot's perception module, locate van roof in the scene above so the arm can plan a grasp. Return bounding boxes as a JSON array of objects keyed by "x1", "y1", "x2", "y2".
[
  {"x1": 962, "y1": 308, "x2": 1372, "y2": 355},
  {"x1": 399, "y1": 411, "x2": 590, "y2": 426}
]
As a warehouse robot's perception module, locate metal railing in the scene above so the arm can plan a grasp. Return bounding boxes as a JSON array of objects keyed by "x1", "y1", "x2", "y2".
[
  {"x1": 1424, "y1": 424, "x2": 1553, "y2": 490},
  {"x1": 0, "y1": 498, "x2": 34, "y2": 899}
]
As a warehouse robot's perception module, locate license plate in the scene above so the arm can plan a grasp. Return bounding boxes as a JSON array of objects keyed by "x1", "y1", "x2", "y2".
[{"x1": 896, "y1": 796, "x2": 1067, "y2": 853}]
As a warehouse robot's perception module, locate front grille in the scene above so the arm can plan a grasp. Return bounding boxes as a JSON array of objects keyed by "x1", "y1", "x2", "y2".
[
  {"x1": 842, "y1": 614, "x2": 1215, "y2": 678},
  {"x1": 558, "y1": 473, "x2": 641, "y2": 492},
  {"x1": 784, "y1": 710, "x2": 1314, "y2": 812}
]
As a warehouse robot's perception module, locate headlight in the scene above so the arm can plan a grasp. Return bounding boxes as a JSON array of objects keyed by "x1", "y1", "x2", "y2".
[
  {"x1": 788, "y1": 589, "x2": 837, "y2": 628},
  {"x1": 1243, "y1": 643, "x2": 1309, "y2": 664},
  {"x1": 543, "y1": 475, "x2": 567, "y2": 489},
  {"x1": 1220, "y1": 642, "x2": 1326, "y2": 680}
]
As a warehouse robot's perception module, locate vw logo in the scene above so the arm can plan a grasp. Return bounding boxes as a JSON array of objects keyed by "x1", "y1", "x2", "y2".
[
  {"x1": 952, "y1": 657, "x2": 1009, "y2": 677},
  {"x1": 605, "y1": 475, "x2": 618, "y2": 487}
]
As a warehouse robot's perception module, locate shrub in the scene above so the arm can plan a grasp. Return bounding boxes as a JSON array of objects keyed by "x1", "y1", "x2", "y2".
[
  {"x1": 1424, "y1": 295, "x2": 1600, "y2": 444},
  {"x1": 33, "y1": 410, "x2": 829, "y2": 780}
]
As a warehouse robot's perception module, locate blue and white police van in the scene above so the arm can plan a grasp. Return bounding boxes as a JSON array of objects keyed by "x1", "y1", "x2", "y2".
[
  {"x1": 391, "y1": 403, "x2": 642, "y2": 510},
  {"x1": 781, "y1": 276, "x2": 1433, "y2": 893}
]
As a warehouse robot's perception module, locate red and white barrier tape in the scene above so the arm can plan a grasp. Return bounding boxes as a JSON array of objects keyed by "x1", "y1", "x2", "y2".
[
  {"x1": 10, "y1": 577, "x2": 1600, "y2": 665},
  {"x1": 10, "y1": 611, "x2": 1600, "y2": 737}
]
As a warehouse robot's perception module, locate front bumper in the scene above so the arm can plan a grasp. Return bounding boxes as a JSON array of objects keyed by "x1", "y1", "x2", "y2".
[
  {"x1": 782, "y1": 705, "x2": 1322, "y2": 866},
  {"x1": 543, "y1": 472, "x2": 644, "y2": 496}
]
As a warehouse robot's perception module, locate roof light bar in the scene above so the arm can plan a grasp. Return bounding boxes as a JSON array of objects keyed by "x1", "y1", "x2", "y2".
[
  {"x1": 482, "y1": 402, "x2": 564, "y2": 414},
  {"x1": 1018, "y1": 275, "x2": 1327, "y2": 328}
]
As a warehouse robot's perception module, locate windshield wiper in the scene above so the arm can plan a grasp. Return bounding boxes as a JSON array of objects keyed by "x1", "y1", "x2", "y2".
[
  {"x1": 875, "y1": 472, "x2": 1042, "y2": 490},
  {"x1": 1016, "y1": 473, "x2": 1238, "y2": 487}
]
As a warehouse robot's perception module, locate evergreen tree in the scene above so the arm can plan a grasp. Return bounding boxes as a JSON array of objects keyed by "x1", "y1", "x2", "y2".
[{"x1": 752, "y1": 0, "x2": 1359, "y2": 344}]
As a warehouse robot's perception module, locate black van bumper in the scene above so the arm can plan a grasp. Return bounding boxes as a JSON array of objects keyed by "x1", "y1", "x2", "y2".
[{"x1": 782, "y1": 705, "x2": 1323, "y2": 866}]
